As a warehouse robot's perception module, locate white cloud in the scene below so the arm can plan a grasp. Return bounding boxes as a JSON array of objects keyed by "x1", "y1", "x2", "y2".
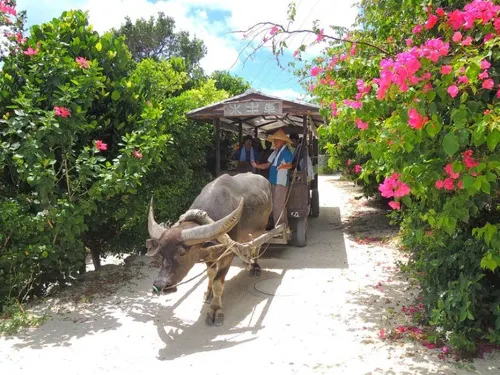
[
  {"x1": 259, "y1": 87, "x2": 307, "y2": 102},
  {"x1": 77, "y1": 0, "x2": 358, "y2": 74}
]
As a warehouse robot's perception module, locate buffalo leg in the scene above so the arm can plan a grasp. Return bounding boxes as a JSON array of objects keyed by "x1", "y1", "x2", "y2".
[
  {"x1": 206, "y1": 254, "x2": 233, "y2": 326},
  {"x1": 204, "y1": 262, "x2": 215, "y2": 303},
  {"x1": 249, "y1": 260, "x2": 261, "y2": 278}
]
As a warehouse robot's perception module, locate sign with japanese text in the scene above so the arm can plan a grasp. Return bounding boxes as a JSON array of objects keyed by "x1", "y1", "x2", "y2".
[{"x1": 223, "y1": 100, "x2": 283, "y2": 117}]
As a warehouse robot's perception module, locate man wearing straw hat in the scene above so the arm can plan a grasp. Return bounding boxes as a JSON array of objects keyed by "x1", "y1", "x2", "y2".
[{"x1": 252, "y1": 128, "x2": 293, "y2": 229}]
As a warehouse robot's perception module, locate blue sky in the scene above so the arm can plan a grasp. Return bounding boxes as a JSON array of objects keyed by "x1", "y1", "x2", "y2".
[{"x1": 16, "y1": 0, "x2": 358, "y2": 100}]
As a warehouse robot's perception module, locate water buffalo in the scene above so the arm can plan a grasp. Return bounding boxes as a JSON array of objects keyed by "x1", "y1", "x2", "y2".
[{"x1": 146, "y1": 172, "x2": 278, "y2": 326}]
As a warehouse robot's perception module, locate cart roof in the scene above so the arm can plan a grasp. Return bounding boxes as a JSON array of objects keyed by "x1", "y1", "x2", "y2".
[{"x1": 186, "y1": 89, "x2": 324, "y2": 137}]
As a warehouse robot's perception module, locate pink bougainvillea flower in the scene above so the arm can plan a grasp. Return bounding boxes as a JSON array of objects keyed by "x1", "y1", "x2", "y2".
[
  {"x1": 461, "y1": 36, "x2": 473, "y2": 46},
  {"x1": 408, "y1": 108, "x2": 428, "y2": 129},
  {"x1": 379, "y1": 329, "x2": 386, "y2": 339},
  {"x1": 443, "y1": 177, "x2": 455, "y2": 191},
  {"x1": 54, "y1": 106, "x2": 71, "y2": 118},
  {"x1": 458, "y1": 180, "x2": 464, "y2": 189},
  {"x1": 347, "y1": 159, "x2": 352, "y2": 166},
  {"x1": 343, "y1": 99, "x2": 362, "y2": 109},
  {"x1": 480, "y1": 60, "x2": 491, "y2": 70},
  {"x1": 355, "y1": 118, "x2": 369, "y2": 130},
  {"x1": 445, "y1": 163, "x2": 460, "y2": 179},
  {"x1": 412, "y1": 24, "x2": 422, "y2": 34},
  {"x1": 0, "y1": 2, "x2": 17, "y2": 16},
  {"x1": 458, "y1": 76, "x2": 469, "y2": 84},
  {"x1": 16, "y1": 33, "x2": 26, "y2": 44},
  {"x1": 330, "y1": 102, "x2": 338, "y2": 117},
  {"x1": 354, "y1": 164, "x2": 362, "y2": 174},
  {"x1": 269, "y1": 26, "x2": 279, "y2": 35},
  {"x1": 405, "y1": 38, "x2": 413, "y2": 47},
  {"x1": 95, "y1": 140, "x2": 107, "y2": 151},
  {"x1": 441, "y1": 65, "x2": 452, "y2": 75},
  {"x1": 310, "y1": 66, "x2": 322, "y2": 76},
  {"x1": 452, "y1": 31, "x2": 463, "y2": 42},
  {"x1": 356, "y1": 79, "x2": 371, "y2": 95},
  {"x1": 379, "y1": 173, "x2": 411, "y2": 198},
  {"x1": 423, "y1": 341, "x2": 438, "y2": 350},
  {"x1": 482, "y1": 79, "x2": 495, "y2": 89},
  {"x1": 478, "y1": 70, "x2": 489, "y2": 80},
  {"x1": 495, "y1": 18, "x2": 500, "y2": 34},
  {"x1": 133, "y1": 150, "x2": 143, "y2": 159},
  {"x1": 396, "y1": 325, "x2": 407, "y2": 334},
  {"x1": 448, "y1": 85, "x2": 459, "y2": 98},
  {"x1": 23, "y1": 47, "x2": 38, "y2": 56},
  {"x1": 75, "y1": 57, "x2": 90, "y2": 68},
  {"x1": 293, "y1": 50, "x2": 299, "y2": 58},
  {"x1": 436, "y1": 8, "x2": 445, "y2": 17},
  {"x1": 349, "y1": 43, "x2": 357, "y2": 56},
  {"x1": 389, "y1": 201, "x2": 401, "y2": 210},
  {"x1": 463, "y1": 150, "x2": 479, "y2": 169},
  {"x1": 484, "y1": 33, "x2": 494, "y2": 42},
  {"x1": 435, "y1": 180, "x2": 445, "y2": 190},
  {"x1": 442, "y1": 346, "x2": 450, "y2": 354},
  {"x1": 424, "y1": 14, "x2": 438, "y2": 30},
  {"x1": 448, "y1": 10, "x2": 465, "y2": 30},
  {"x1": 423, "y1": 83, "x2": 433, "y2": 93},
  {"x1": 412, "y1": 327, "x2": 423, "y2": 335}
]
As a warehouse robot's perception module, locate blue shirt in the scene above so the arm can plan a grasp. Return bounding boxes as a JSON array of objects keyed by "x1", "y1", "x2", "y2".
[{"x1": 268, "y1": 146, "x2": 293, "y2": 186}]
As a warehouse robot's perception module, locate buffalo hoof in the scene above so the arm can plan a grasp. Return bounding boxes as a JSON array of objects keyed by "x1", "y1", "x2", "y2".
[
  {"x1": 249, "y1": 263, "x2": 261, "y2": 278},
  {"x1": 204, "y1": 290, "x2": 213, "y2": 304},
  {"x1": 206, "y1": 309, "x2": 224, "y2": 326}
]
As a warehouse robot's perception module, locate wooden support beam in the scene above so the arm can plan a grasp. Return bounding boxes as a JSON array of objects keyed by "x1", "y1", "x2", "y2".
[{"x1": 214, "y1": 119, "x2": 221, "y2": 177}]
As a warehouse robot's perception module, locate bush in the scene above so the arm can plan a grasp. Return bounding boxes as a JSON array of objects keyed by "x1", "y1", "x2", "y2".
[
  {"x1": 0, "y1": 9, "x2": 169, "y2": 304},
  {"x1": 279, "y1": 0, "x2": 500, "y2": 354}
]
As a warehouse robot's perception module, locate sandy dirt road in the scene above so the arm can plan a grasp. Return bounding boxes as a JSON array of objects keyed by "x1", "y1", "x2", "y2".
[{"x1": 1, "y1": 175, "x2": 499, "y2": 375}]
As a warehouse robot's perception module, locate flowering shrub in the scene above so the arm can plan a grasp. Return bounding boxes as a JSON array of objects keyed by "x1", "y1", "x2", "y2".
[
  {"x1": 0, "y1": 9, "x2": 172, "y2": 302},
  {"x1": 244, "y1": 0, "x2": 500, "y2": 354},
  {"x1": 307, "y1": 0, "x2": 500, "y2": 353}
]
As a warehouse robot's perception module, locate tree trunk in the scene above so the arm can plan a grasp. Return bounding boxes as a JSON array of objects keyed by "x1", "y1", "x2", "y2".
[{"x1": 91, "y1": 247, "x2": 101, "y2": 270}]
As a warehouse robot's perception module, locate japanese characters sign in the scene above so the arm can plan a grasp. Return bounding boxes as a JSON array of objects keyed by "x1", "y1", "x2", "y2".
[{"x1": 223, "y1": 100, "x2": 283, "y2": 117}]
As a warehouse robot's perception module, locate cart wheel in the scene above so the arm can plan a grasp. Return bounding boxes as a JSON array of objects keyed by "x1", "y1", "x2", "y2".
[
  {"x1": 291, "y1": 217, "x2": 307, "y2": 247},
  {"x1": 310, "y1": 189, "x2": 320, "y2": 217}
]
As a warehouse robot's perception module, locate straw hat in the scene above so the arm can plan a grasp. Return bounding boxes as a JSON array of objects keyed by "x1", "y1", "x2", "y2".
[{"x1": 266, "y1": 128, "x2": 292, "y2": 144}]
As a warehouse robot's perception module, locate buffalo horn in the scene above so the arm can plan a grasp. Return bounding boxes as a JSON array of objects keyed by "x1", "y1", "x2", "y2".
[
  {"x1": 148, "y1": 197, "x2": 166, "y2": 240},
  {"x1": 180, "y1": 198, "x2": 244, "y2": 245}
]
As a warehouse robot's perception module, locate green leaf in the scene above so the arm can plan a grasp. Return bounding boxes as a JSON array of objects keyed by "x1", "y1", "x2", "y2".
[
  {"x1": 443, "y1": 133, "x2": 459, "y2": 156},
  {"x1": 426, "y1": 121, "x2": 441, "y2": 138},
  {"x1": 481, "y1": 253, "x2": 498, "y2": 272},
  {"x1": 463, "y1": 175, "x2": 474, "y2": 189},
  {"x1": 466, "y1": 63, "x2": 480, "y2": 82},
  {"x1": 96, "y1": 41, "x2": 102, "y2": 52},
  {"x1": 111, "y1": 90, "x2": 121, "y2": 101},
  {"x1": 487, "y1": 129, "x2": 500, "y2": 151}
]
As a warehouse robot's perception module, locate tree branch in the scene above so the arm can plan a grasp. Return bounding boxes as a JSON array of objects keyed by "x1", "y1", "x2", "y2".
[{"x1": 229, "y1": 21, "x2": 390, "y2": 67}]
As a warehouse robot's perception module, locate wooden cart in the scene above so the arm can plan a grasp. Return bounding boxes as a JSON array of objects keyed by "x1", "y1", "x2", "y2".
[{"x1": 186, "y1": 89, "x2": 324, "y2": 247}]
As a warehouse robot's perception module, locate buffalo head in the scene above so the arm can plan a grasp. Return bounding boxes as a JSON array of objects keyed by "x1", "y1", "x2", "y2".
[{"x1": 145, "y1": 198, "x2": 244, "y2": 295}]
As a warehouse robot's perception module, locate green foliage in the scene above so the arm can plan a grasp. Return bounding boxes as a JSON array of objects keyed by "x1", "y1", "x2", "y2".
[
  {"x1": 0, "y1": 298, "x2": 48, "y2": 335},
  {"x1": 268, "y1": 0, "x2": 500, "y2": 354},
  {"x1": 210, "y1": 70, "x2": 251, "y2": 95},
  {"x1": 0, "y1": 10, "x2": 168, "y2": 303},
  {"x1": 100, "y1": 80, "x2": 229, "y2": 254},
  {"x1": 112, "y1": 11, "x2": 206, "y2": 74}
]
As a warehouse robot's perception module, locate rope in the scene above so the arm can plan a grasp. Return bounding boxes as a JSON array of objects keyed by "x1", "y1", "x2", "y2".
[{"x1": 153, "y1": 242, "x2": 236, "y2": 294}]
